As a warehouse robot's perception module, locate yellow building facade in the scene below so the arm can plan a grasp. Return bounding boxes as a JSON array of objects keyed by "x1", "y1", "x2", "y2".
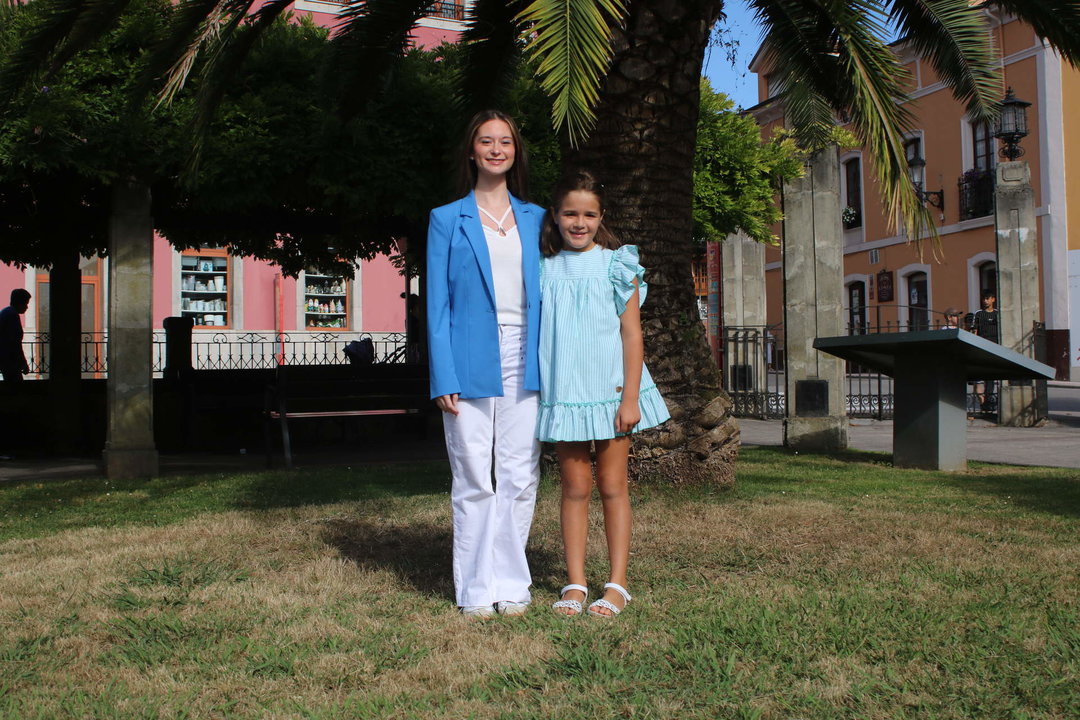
[{"x1": 747, "y1": 10, "x2": 1079, "y2": 379}]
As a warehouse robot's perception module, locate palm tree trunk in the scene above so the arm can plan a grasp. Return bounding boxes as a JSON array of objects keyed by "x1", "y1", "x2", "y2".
[{"x1": 566, "y1": 0, "x2": 737, "y2": 486}]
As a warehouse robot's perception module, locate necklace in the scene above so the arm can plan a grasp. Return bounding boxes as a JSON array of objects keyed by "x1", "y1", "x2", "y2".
[{"x1": 478, "y1": 205, "x2": 513, "y2": 236}]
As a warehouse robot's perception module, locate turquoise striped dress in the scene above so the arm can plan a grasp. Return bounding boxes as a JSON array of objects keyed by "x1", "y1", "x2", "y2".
[{"x1": 536, "y1": 244, "x2": 671, "y2": 442}]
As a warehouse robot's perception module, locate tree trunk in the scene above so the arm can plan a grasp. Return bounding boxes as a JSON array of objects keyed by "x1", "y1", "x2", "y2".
[
  {"x1": 48, "y1": 248, "x2": 82, "y2": 454},
  {"x1": 103, "y1": 179, "x2": 159, "y2": 479},
  {"x1": 566, "y1": 0, "x2": 737, "y2": 486}
]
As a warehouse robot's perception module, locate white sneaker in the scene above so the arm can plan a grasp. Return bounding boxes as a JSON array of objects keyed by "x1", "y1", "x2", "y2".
[
  {"x1": 460, "y1": 605, "x2": 496, "y2": 618},
  {"x1": 494, "y1": 601, "x2": 529, "y2": 616}
]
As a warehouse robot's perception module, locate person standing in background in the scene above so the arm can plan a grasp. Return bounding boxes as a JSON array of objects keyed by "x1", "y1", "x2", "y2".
[
  {"x1": 972, "y1": 291, "x2": 1000, "y2": 412},
  {"x1": 0, "y1": 289, "x2": 31, "y2": 382}
]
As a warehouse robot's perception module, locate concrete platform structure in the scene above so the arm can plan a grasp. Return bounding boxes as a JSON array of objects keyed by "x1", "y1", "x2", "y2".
[{"x1": 814, "y1": 329, "x2": 1055, "y2": 470}]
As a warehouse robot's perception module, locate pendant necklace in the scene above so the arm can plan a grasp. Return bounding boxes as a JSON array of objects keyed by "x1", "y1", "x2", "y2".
[{"x1": 478, "y1": 205, "x2": 513, "y2": 236}]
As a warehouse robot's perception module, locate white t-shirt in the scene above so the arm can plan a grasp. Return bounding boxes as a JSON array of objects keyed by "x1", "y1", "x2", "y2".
[{"x1": 483, "y1": 224, "x2": 526, "y2": 326}]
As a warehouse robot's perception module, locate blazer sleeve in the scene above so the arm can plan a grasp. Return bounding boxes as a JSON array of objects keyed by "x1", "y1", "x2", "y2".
[{"x1": 426, "y1": 207, "x2": 461, "y2": 399}]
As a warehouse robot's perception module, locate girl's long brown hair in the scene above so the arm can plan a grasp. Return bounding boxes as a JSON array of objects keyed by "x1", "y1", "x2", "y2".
[
  {"x1": 540, "y1": 170, "x2": 620, "y2": 257},
  {"x1": 455, "y1": 110, "x2": 530, "y2": 200}
]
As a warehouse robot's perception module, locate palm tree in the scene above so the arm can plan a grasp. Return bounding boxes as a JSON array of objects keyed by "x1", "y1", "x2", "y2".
[
  {"x1": 5, "y1": 0, "x2": 1080, "y2": 483},
  {"x1": 507, "y1": 0, "x2": 1080, "y2": 485}
]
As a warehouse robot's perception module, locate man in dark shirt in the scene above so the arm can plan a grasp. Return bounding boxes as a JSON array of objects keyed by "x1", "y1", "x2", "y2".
[
  {"x1": 972, "y1": 291, "x2": 999, "y2": 411},
  {"x1": 0, "y1": 289, "x2": 31, "y2": 382},
  {"x1": 972, "y1": 291, "x2": 999, "y2": 343}
]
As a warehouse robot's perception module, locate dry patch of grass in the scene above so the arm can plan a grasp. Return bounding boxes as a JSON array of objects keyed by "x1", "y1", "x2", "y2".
[{"x1": 1, "y1": 448, "x2": 1078, "y2": 718}]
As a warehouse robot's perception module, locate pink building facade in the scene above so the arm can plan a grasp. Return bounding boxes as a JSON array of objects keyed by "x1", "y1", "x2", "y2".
[{"x1": 4, "y1": 2, "x2": 468, "y2": 368}]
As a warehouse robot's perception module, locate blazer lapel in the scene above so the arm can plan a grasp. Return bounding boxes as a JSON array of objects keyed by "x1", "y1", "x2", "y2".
[
  {"x1": 459, "y1": 192, "x2": 496, "y2": 304},
  {"x1": 510, "y1": 195, "x2": 540, "y2": 298}
]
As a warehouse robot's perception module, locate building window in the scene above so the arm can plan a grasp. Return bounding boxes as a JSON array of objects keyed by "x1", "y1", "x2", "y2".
[
  {"x1": 842, "y1": 157, "x2": 862, "y2": 229},
  {"x1": 304, "y1": 271, "x2": 350, "y2": 329},
  {"x1": 958, "y1": 166, "x2": 995, "y2": 220},
  {"x1": 180, "y1": 248, "x2": 230, "y2": 328},
  {"x1": 691, "y1": 250, "x2": 708, "y2": 299},
  {"x1": 765, "y1": 73, "x2": 783, "y2": 99},
  {"x1": 972, "y1": 120, "x2": 995, "y2": 172},
  {"x1": 978, "y1": 261, "x2": 997, "y2": 300},
  {"x1": 847, "y1": 281, "x2": 867, "y2": 335},
  {"x1": 907, "y1": 271, "x2": 929, "y2": 331}
]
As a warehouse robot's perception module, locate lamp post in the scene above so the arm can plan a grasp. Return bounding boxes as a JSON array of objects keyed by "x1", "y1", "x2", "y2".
[
  {"x1": 992, "y1": 86, "x2": 1045, "y2": 425},
  {"x1": 994, "y1": 87, "x2": 1031, "y2": 160},
  {"x1": 906, "y1": 152, "x2": 945, "y2": 210}
]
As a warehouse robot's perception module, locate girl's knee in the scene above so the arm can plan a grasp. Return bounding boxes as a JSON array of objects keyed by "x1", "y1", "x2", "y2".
[
  {"x1": 595, "y1": 472, "x2": 628, "y2": 502},
  {"x1": 597, "y1": 485, "x2": 628, "y2": 503},
  {"x1": 560, "y1": 477, "x2": 593, "y2": 502}
]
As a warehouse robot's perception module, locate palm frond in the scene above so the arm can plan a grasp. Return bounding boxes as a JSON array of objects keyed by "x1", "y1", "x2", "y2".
[
  {"x1": 135, "y1": 0, "x2": 241, "y2": 105},
  {"x1": 185, "y1": 0, "x2": 294, "y2": 161},
  {"x1": 329, "y1": 0, "x2": 435, "y2": 118},
  {"x1": 458, "y1": 0, "x2": 529, "y2": 115},
  {"x1": 753, "y1": 0, "x2": 935, "y2": 245},
  {"x1": 517, "y1": 0, "x2": 626, "y2": 146},
  {"x1": 990, "y1": 0, "x2": 1080, "y2": 66},
  {"x1": 888, "y1": 0, "x2": 1000, "y2": 123}
]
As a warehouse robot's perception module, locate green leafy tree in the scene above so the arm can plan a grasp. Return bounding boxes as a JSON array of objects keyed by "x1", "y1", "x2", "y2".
[{"x1": 693, "y1": 79, "x2": 802, "y2": 246}]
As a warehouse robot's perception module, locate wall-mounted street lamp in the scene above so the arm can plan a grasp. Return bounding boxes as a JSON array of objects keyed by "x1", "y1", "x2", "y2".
[
  {"x1": 906, "y1": 154, "x2": 945, "y2": 210},
  {"x1": 994, "y1": 87, "x2": 1031, "y2": 161}
]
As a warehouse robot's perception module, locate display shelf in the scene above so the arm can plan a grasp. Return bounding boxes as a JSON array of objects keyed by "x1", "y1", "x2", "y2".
[
  {"x1": 304, "y1": 271, "x2": 350, "y2": 330},
  {"x1": 180, "y1": 253, "x2": 230, "y2": 328}
]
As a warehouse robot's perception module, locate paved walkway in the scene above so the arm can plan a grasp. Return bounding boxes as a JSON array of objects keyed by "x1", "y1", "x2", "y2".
[{"x1": 738, "y1": 411, "x2": 1080, "y2": 469}]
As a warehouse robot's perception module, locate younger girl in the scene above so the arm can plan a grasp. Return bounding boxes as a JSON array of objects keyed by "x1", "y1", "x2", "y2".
[{"x1": 537, "y1": 171, "x2": 670, "y2": 618}]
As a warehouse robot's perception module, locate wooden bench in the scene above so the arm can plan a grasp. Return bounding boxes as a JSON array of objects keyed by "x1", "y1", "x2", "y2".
[{"x1": 263, "y1": 363, "x2": 430, "y2": 468}]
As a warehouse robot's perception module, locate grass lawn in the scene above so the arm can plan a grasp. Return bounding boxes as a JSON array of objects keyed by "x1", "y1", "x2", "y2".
[{"x1": 1, "y1": 447, "x2": 1077, "y2": 719}]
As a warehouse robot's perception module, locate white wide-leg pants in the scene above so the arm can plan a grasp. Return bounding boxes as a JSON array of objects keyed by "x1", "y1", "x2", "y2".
[{"x1": 443, "y1": 325, "x2": 540, "y2": 608}]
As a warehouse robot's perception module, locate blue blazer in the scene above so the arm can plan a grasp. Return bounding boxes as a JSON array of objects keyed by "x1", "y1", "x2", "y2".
[{"x1": 426, "y1": 191, "x2": 543, "y2": 399}]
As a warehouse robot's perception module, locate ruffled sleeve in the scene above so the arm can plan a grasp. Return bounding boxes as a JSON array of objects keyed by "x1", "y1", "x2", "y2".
[{"x1": 608, "y1": 245, "x2": 647, "y2": 314}]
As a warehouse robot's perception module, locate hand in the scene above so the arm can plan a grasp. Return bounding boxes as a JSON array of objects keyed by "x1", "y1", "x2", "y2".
[
  {"x1": 435, "y1": 393, "x2": 460, "y2": 416},
  {"x1": 614, "y1": 399, "x2": 640, "y2": 434}
]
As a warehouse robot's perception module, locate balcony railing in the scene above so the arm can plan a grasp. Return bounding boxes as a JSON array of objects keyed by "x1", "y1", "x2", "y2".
[
  {"x1": 426, "y1": 1, "x2": 464, "y2": 20},
  {"x1": 303, "y1": 0, "x2": 465, "y2": 21},
  {"x1": 958, "y1": 168, "x2": 994, "y2": 221}
]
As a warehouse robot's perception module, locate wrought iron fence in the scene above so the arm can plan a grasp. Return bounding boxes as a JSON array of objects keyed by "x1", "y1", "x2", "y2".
[
  {"x1": 846, "y1": 370, "x2": 893, "y2": 419},
  {"x1": 22, "y1": 331, "x2": 410, "y2": 377},
  {"x1": 721, "y1": 325, "x2": 785, "y2": 419},
  {"x1": 724, "y1": 314, "x2": 1012, "y2": 421}
]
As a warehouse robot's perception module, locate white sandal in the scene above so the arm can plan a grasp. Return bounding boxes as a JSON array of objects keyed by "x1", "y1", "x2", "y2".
[
  {"x1": 587, "y1": 583, "x2": 631, "y2": 618},
  {"x1": 551, "y1": 584, "x2": 588, "y2": 616}
]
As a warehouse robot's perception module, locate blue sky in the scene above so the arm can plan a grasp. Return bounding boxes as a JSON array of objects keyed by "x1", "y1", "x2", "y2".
[{"x1": 702, "y1": 0, "x2": 764, "y2": 110}]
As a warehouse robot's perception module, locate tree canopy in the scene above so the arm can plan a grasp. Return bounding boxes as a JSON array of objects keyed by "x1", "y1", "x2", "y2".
[{"x1": 693, "y1": 78, "x2": 802, "y2": 246}]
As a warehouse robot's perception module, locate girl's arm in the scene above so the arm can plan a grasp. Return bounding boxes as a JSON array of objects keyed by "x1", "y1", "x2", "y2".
[{"x1": 615, "y1": 280, "x2": 644, "y2": 433}]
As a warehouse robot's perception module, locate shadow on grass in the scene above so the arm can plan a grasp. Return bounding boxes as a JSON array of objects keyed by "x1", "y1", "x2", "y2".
[
  {"x1": 322, "y1": 517, "x2": 565, "y2": 603},
  {"x1": 236, "y1": 464, "x2": 448, "y2": 510},
  {"x1": 0, "y1": 463, "x2": 452, "y2": 544},
  {"x1": 944, "y1": 467, "x2": 1080, "y2": 519}
]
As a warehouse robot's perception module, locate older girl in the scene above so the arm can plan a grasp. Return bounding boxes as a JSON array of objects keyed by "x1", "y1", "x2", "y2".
[{"x1": 426, "y1": 110, "x2": 545, "y2": 617}]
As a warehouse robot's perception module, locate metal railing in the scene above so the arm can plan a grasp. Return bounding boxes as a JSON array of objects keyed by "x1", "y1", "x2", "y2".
[
  {"x1": 721, "y1": 325, "x2": 785, "y2": 419},
  {"x1": 311, "y1": 0, "x2": 465, "y2": 19},
  {"x1": 426, "y1": 1, "x2": 465, "y2": 20},
  {"x1": 725, "y1": 312, "x2": 1011, "y2": 421},
  {"x1": 21, "y1": 331, "x2": 410, "y2": 377}
]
